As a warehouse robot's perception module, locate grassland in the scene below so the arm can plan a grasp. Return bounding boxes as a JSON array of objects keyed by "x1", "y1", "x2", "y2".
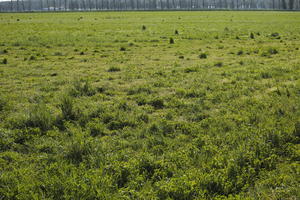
[{"x1": 0, "y1": 11, "x2": 300, "y2": 199}]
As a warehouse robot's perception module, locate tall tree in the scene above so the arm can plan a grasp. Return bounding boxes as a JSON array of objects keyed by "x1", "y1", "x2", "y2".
[
  {"x1": 47, "y1": 0, "x2": 50, "y2": 11},
  {"x1": 112, "y1": 0, "x2": 116, "y2": 10},
  {"x1": 224, "y1": 0, "x2": 228, "y2": 8},
  {"x1": 81, "y1": 0, "x2": 85, "y2": 10},
  {"x1": 40, "y1": 0, "x2": 43, "y2": 10},
  {"x1": 130, "y1": 0, "x2": 134, "y2": 9},
  {"x1": 281, "y1": 0, "x2": 287, "y2": 8},
  {"x1": 17, "y1": 0, "x2": 19, "y2": 11},
  {"x1": 288, "y1": 0, "x2": 294, "y2": 9},
  {"x1": 28, "y1": 0, "x2": 31, "y2": 11},
  {"x1": 22, "y1": 0, "x2": 25, "y2": 11}
]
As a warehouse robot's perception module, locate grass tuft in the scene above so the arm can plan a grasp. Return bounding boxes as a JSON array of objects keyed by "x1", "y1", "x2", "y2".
[
  {"x1": 237, "y1": 50, "x2": 243, "y2": 55},
  {"x1": 214, "y1": 62, "x2": 223, "y2": 67},
  {"x1": 199, "y1": 53, "x2": 207, "y2": 59},
  {"x1": 169, "y1": 38, "x2": 174, "y2": 44},
  {"x1": 70, "y1": 79, "x2": 96, "y2": 97},
  {"x1": 2, "y1": 58, "x2": 7, "y2": 64},
  {"x1": 149, "y1": 98, "x2": 164, "y2": 109},
  {"x1": 268, "y1": 47, "x2": 279, "y2": 55},
  {"x1": 60, "y1": 95, "x2": 77, "y2": 121},
  {"x1": 25, "y1": 103, "x2": 54, "y2": 131},
  {"x1": 108, "y1": 66, "x2": 121, "y2": 72}
]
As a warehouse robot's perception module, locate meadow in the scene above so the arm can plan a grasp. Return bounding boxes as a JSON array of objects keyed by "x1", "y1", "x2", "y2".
[{"x1": 0, "y1": 11, "x2": 299, "y2": 199}]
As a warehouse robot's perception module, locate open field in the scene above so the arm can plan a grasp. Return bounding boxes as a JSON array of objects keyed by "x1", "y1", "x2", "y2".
[{"x1": 0, "y1": 11, "x2": 300, "y2": 199}]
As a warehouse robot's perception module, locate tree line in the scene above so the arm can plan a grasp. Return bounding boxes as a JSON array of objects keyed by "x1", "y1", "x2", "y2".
[{"x1": 0, "y1": 0, "x2": 299, "y2": 12}]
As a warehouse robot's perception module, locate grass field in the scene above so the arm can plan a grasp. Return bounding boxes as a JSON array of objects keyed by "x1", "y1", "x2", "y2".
[{"x1": 0, "y1": 11, "x2": 300, "y2": 199}]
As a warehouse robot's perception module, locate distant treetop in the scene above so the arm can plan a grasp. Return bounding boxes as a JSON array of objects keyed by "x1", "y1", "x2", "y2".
[{"x1": 0, "y1": 0, "x2": 299, "y2": 12}]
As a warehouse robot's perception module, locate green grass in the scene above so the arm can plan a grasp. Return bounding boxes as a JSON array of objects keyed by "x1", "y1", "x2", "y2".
[{"x1": 0, "y1": 11, "x2": 300, "y2": 199}]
